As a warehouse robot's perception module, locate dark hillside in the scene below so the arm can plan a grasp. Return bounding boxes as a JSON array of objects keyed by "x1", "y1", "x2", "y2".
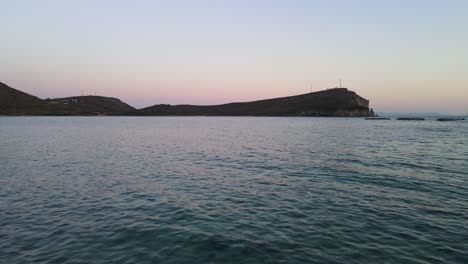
[
  {"x1": 0, "y1": 82, "x2": 135, "y2": 115},
  {"x1": 0, "y1": 82, "x2": 46, "y2": 113},
  {"x1": 131, "y1": 88, "x2": 372, "y2": 117},
  {"x1": 1, "y1": 82, "x2": 372, "y2": 117},
  {"x1": 48, "y1": 96, "x2": 135, "y2": 114}
]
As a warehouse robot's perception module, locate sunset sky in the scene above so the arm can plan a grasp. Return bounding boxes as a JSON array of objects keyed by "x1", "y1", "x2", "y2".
[{"x1": 2, "y1": 0, "x2": 467, "y2": 114}]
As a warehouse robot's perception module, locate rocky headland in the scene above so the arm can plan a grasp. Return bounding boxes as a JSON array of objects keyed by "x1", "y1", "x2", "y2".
[
  {"x1": 129, "y1": 88, "x2": 373, "y2": 117},
  {"x1": 1, "y1": 82, "x2": 373, "y2": 117}
]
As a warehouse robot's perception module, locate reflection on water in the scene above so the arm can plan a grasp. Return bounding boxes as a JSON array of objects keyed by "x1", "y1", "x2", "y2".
[{"x1": 1, "y1": 117, "x2": 467, "y2": 263}]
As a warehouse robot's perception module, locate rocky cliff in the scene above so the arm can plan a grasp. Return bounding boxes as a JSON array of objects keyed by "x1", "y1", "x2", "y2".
[{"x1": 130, "y1": 88, "x2": 372, "y2": 117}]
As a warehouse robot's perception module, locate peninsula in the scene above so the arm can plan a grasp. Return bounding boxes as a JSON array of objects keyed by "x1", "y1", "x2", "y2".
[
  {"x1": 1, "y1": 82, "x2": 374, "y2": 117},
  {"x1": 128, "y1": 88, "x2": 373, "y2": 117}
]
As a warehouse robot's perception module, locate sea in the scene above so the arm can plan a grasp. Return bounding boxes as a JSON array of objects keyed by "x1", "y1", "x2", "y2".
[{"x1": 1, "y1": 117, "x2": 467, "y2": 264}]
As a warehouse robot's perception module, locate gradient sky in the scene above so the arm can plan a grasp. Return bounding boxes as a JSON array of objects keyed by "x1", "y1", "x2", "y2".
[{"x1": 2, "y1": 0, "x2": 467, "y2": 113}]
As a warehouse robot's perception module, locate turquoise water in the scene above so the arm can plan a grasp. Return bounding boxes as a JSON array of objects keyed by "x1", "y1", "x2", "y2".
[{"x1": 1, "y1": 117, "x2": 467, "y2": 263}]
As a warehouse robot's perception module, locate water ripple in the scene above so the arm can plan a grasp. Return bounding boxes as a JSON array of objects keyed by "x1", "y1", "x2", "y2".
[{"x1": 1, "y1": 117, "x2": 467, "y2": 263}]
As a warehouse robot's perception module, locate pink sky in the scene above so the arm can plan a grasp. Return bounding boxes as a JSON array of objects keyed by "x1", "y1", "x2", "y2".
[{"x1": 2, "y1": 1, "x2": 467, "y2": 114}]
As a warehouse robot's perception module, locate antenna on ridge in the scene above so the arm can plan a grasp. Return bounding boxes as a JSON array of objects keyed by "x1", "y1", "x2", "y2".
[{"x1": 338, "y1": 78, "x2": 342, "y2": 88}]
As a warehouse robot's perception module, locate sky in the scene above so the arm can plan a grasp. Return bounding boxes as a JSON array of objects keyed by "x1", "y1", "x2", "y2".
[{"x1": 1, "y1": 0, "x2": 467, "y2": 113}]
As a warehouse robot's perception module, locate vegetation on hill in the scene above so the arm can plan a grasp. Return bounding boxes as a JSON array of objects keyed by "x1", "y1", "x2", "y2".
[
  {"x1": 0, "y1": 82, "x2": 46, "y2": 112},
  {"x1": 47, "y1": 96, "x2": 135, "y2": 114},
  {"x1": 1, "y1": 82, "x2": 372, "y2": 117},
  {"x1": 0, "y1": 82, "x2": 135, "y2": 115},
  {"x1": 129, "y1": 88, "x2": 372, "y2": 117}
]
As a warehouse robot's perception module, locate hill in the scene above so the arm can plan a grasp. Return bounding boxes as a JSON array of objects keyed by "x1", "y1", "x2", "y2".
[
  {"x1": 47, "y1": 96, "x2": 135, "y2": 115},
  {"x1": 129, "y1": 88, "x2": 372, "y2": 117},
  {"x1": 1, "y1": 82, "x2": 373, "y2": 117},
  {"x1": 0, "y1": 82, "x2": 47, "y2": 114},
  {"x1": 0, "y1": 82, "x2": 135, "y2": 115}
]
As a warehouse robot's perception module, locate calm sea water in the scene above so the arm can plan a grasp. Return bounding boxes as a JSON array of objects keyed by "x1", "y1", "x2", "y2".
[{"x1": 1, "y1": 117, "x2": 467, "y2": 263}]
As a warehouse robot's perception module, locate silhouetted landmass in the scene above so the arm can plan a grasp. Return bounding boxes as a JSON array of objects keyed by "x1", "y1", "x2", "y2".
[
  {"x1": 0, "y1": 82, "x2": 48, "y2": 114},
  {"x1": 46, "y1": 96, "x2": 135, "y2": 115},
  {"x1": 0, "y1": 82, "x2": 135, "y2": 115},
  {"x1": 1, "y1": 81, "x2": 373, "y2": 117},
  {"x1": 129, "y1": 88, "x2": 372, "y2": 117}
]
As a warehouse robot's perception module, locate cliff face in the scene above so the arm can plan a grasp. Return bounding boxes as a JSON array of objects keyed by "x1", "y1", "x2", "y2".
[{"x1": 132, "y1": 88, "x2": 372, "y2": 117}]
